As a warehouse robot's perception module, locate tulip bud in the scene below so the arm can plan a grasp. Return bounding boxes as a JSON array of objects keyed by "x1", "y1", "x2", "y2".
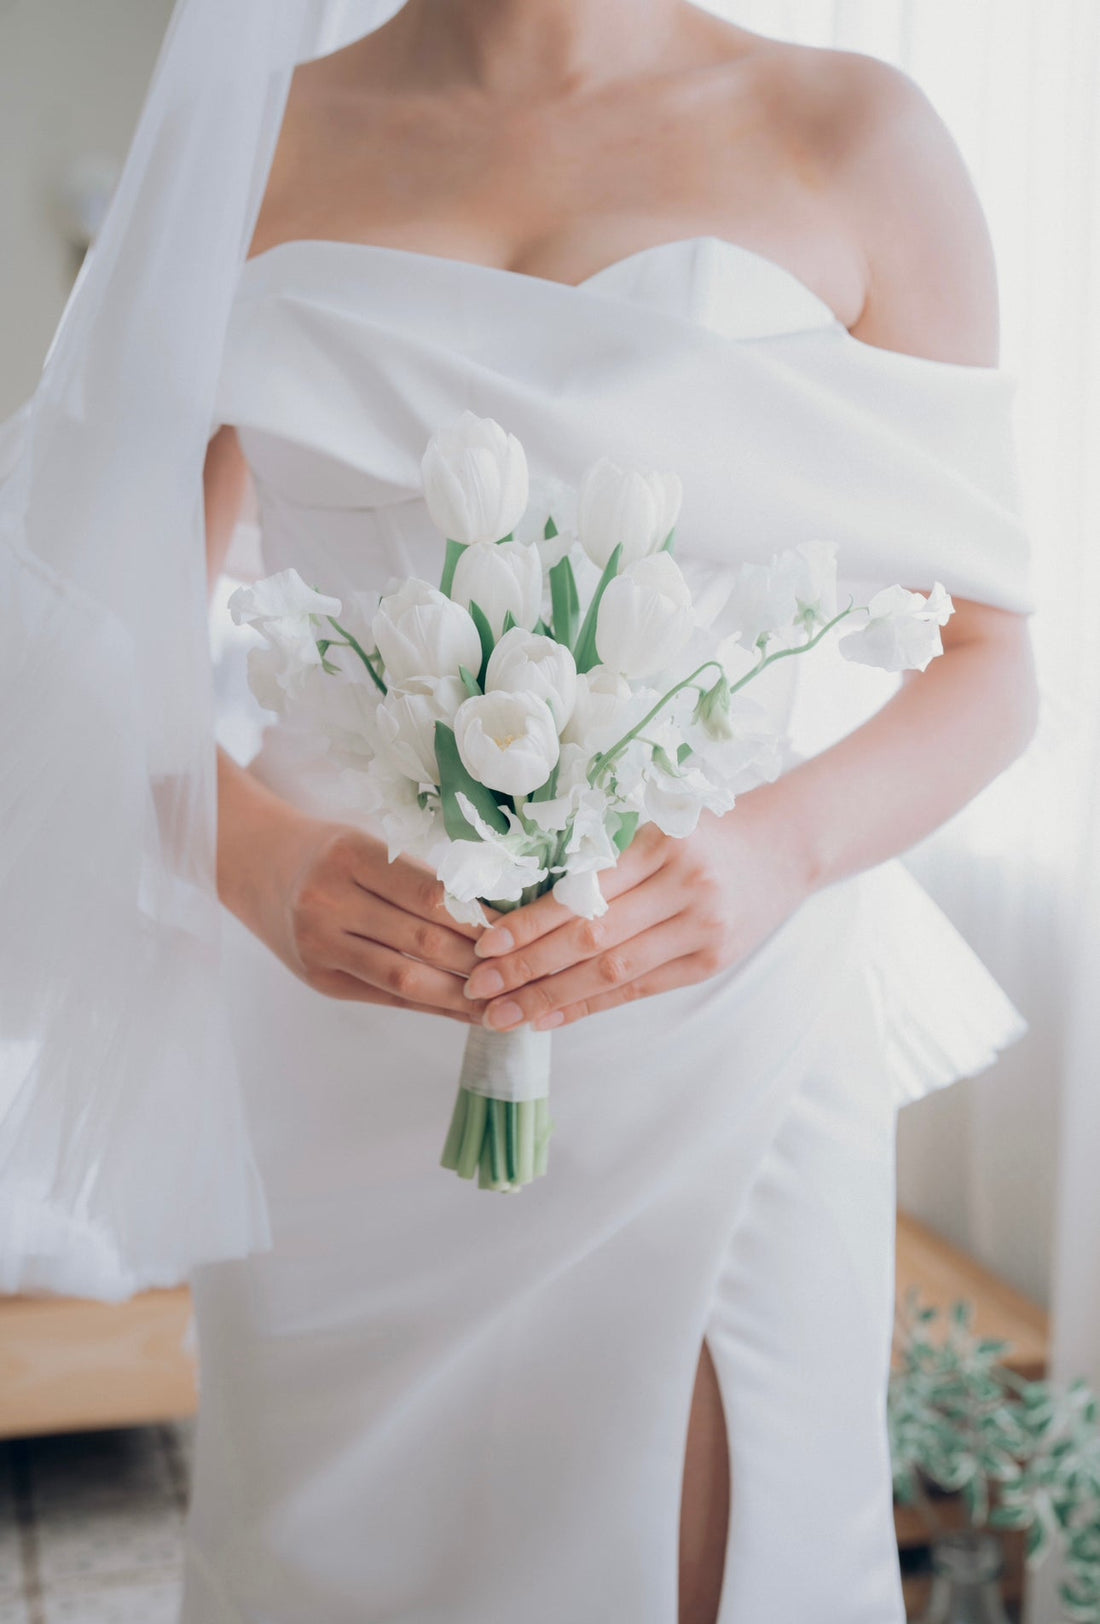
[
  {"x1": 595, "y1": 553, "x2": 694, "y2": 680},
  {"x1": 454, "y1": 691, "x2": 560, "y2": 797},
  {"x1": 372, "y1": 578, "x2": 483, "y2": 685},
  {"x1": 485, "y1": 627, "x2": 577, "y2": 730},
  {"x1": 450, "y1": 539, "x2": 543, "y2": 637},
  {"x1": 577, "y1": 458, "x2": 682, "y2": 569},
  {"x1": 421, "y1": 412, "x2": 530, "y2": 545}
]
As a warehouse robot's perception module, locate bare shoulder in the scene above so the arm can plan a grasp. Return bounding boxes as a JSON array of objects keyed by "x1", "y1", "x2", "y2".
[{"x1": 766, "y1": 45, "x2": 1000, "y2": 364}]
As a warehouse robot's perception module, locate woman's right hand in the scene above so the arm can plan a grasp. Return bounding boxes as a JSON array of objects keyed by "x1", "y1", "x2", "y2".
[{"x1": 217, "y1": 751, "x2": 487, "y2": 1023}]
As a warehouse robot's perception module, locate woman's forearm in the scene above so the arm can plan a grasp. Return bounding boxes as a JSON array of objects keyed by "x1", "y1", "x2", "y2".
[{"x1": 750, "y1": 602, "x2": 1039, "y2": 895}]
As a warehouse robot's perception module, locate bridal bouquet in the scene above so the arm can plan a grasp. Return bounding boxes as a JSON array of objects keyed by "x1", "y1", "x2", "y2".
[{"x1": 231, "y1": 412, "x2": 954, "y2": 1192}]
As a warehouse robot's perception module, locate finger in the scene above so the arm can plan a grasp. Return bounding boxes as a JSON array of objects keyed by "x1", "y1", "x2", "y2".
[
  {"x1": 344, "y1": 890, "x2": 480, "y2": 976},
  {"x1": 532, "y1": 950, "x2": 708, "y2": 1029},
  {"x1": 474, "y1": 828, "x2": 670, "y2": 960},
  {"x1": 481, "y1": 917, "x2": 696, "y2": 1031},
  {"x1": 360, "y1": 852, "x2": 488, "y2": 942},
  {"x1": 307, "y1": 966, "x2": 481, "y2": 1023},
  {"x1": 331, "y1": 934, "x2": 487, "y2": 1018},
  {"x1": 464, "y1": 873, "x2": 680, "y2": 1001}
]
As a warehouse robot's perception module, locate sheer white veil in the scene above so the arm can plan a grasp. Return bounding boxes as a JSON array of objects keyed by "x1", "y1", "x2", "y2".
[{"x1": 0, "y1": 0, "x2": 406, "y2": 1299}]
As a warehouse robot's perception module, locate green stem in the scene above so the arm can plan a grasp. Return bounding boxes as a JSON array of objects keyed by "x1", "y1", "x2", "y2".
[
  {"x1": 588, "y1": 604, "x2": 856, "y2": 788},
  {"x1": 726, "y1": 603, "x2": 855, "y2": 696},
  {"x1": 325, "y1": 616, "x2": 387, "y2": 695},
  {"x1": 588, "y1": 660, "x2": 724, "y2": 786}
]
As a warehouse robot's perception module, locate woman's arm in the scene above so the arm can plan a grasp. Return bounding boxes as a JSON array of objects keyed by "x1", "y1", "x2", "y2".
[
  {"x1": 462, "y1": 61, "x2": 1039, "y2": 1031},
  {"x1": 204, "y1": 430, "x2": 489, "y2": 1023}
]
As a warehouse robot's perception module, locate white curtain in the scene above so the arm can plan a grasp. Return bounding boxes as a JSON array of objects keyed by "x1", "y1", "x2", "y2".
[{"x1": 704, "y1": 0, "x2": 1100, "y2": 1386}]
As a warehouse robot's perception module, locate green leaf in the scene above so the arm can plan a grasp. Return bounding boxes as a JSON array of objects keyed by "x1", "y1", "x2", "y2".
[
  {"x1": 612, "y1": 811, "x2": 639, "y2": 854},
  {"x1": 677, "y1": 741, "x2": 693, "y2": 765},
  {"x1": 573, "y1": 543, "x2": 622, "y2": 674},
  {"x1": 440, "y1": 538, "x2": 466, "y2": 597},
  {"x1": 544, "y1": 515, "x2": 559, "y2": 540},
  {"x1": 549, "y1": 554, "x2": 580, "y2": 650},
  {"x1": 434, "y1": 722, "x2": 509, "y2": 841},
  {"x1": 502, "y1": 609, "x2": 518, "y2": 636},
  {"x1": 530, "y1": 762, "x2": 560, "y2": 804},
  {"x1": 468, "y1": 600, "x2": 495, "y2": 685},
  {"x1": 459, "y1": 665, "x2": 481, "y2": 699},
  {"x1": 661, "y1": 525, "x2": 677, "y2": 554}
]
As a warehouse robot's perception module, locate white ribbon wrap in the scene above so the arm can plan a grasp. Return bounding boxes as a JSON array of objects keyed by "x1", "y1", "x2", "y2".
[{"x1": 459, "y1": 1026, "x2": 552, "y2": 1104}]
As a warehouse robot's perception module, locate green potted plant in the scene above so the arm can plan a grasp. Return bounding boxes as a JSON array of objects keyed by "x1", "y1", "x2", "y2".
[{"x1": 889, "y1": 1292, "x2": 1100, "y2": 1622}]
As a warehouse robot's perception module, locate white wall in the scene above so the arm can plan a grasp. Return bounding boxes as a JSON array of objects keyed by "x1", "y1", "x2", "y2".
[{"x1": 0, "y1": 0, "x2": 173, "y2": 419}]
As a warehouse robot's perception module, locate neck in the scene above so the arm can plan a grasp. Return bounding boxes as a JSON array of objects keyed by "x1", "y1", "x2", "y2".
[{"x1": 393, "y1": 0, "x2": 684, "y2": 94}]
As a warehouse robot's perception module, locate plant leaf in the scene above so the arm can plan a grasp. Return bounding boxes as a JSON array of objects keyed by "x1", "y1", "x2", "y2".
[
  {"x1": 549, "y1": 554, "x2": 581, "y2": 649},
  {"x1": 468, "y1": 600, "x2": 495, "y2": 685},
  {"x1": 530, "y1": 762, "x2": 560, "y2": 804},
  {"x1": 434, "y1": 722, "x2": 509, "y2": 841},
  {"x1": 440, "y1": 538, "x2": 466, "y2": 597},
  {"x1": 612, "y1": 811, "x2": 639, "y2": 853},
  {"x1": 459, "y1": 665, "x2": 481, "y2": 699},
  {"x1": 573, "y1": 543, "x2": 622, "y2": 674}
]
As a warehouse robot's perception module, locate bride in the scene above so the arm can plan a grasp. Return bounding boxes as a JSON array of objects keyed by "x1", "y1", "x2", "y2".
[{"x1": 1, "y1": 2, "x2": 1036, "y2": 1621}]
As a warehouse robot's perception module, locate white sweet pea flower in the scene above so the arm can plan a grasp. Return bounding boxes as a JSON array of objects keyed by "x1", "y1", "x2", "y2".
[
  {"x1": 790, "y1": 540, "x2": 839, "y2": 628},
  {"x1": 595, "y1": 552, "x2": 694, "y2": 680},
  {"x1": 514, "y1": 473, "x2": 578, "y2": 569},
  {"x1": 451, "y1": 538, "x2": 543, "y2": 637},
  {"x1": 374, "y1": 675, "x2": 467, "y2": 784},
  {"x1": 356, "y1": 755, "x2": 443, "y2": 864},
  {"x1": 438, "y1": 796, "x2": 548, "y2": 918},
  {"x1": 839, "y1": 582, "x2": 955, "y2": 674},
  {"x1": 421, "y1": 412, "x2": 529, "y2": 545},
  {"x1": 485, "y1": 627, "x2": 577, "y2": 729},
  {"x1": 577, "y1": 458, "x2": 683, "y2": 569},
  {"x1": 228, "y1": 568, "x2": 342, "y2": 633},
  {"x1": 453, "y1": 690, "x2": 560, "y2": 797},
  {"x1": 372, "y1": 577, "x2": 482, "y2": 684},
  {"x1": 230, "y1": 568, "x2": 343, "y2": 697},
  {"x1": 553, "y1": 869, "x2": 609, "y2": 919}
]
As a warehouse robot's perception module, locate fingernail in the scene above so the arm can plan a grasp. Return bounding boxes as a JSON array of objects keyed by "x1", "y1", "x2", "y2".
[
  {"x1": 486, "y1": 1000, "x2": 523, "y2": 1031},
  {"x1": 475, "y1": 928, "x2": 514, "y2": 959},
  {"x1": 465, "y1": 968, "x2": 504, "y2": 999},
  {"x1": 533, "y1": 1011, "x2": 564, "y2": 1031}
]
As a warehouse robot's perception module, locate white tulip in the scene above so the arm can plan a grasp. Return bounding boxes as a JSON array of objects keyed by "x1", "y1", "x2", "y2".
[
  {"x1": 421, "y1": 412, "x2": 530, "y2": 545},
  {"x1": 454, "y1": 691, "x2": 560, "y2": 796},
  {"x1": 595, "y1": 552, "x2": 694, "y2": 680},
  {"x1": 374, "y1": 675, "x2": 467, "y2": 784},
  {"x1": 485, "y1": 627, "x2": 577, "y2": 730},
  {"x1": 577, "y1": 457, "x2": 683, "y2": 569},
  {"x1": 451, "y1": 539, "x2": 542, "y2": 637},
  {"x1": 560, "y1": 666, "x2": 635, "y2": 753},
  {"x1": 839, "y1": 582, "x2": 954, "y2": 674},
  {"x1": 371, "y1": 577, "x2": 482, "y2": 685}
]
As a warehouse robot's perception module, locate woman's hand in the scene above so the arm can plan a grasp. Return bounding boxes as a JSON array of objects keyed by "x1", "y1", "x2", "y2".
[
  {"x1": 218, "y1": 751, "x2": 488, "y2": 1022},
  {"x1": 463, "y1": 792, "x2": 813, "y2": 1033}
]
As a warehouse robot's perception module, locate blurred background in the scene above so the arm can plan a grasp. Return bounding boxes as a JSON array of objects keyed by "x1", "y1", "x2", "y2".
[{"x1": 1, "y1": 3, "x2": 1097, "y2": 1621}]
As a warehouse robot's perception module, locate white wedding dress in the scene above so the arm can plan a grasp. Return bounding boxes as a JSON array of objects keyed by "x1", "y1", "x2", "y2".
[{"x1": 180, "y1": 234, "x2": 1028, "y2": 1624}]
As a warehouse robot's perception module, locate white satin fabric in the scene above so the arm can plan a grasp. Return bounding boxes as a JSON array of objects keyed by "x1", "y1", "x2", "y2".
[{"x1": 176, "y1": 238, "x2": 1027, "y2": 1624}]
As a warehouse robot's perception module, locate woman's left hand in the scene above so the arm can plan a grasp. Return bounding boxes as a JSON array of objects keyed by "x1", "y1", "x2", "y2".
[{"x1": 462, "y1": 792, "x2": 813, "y2": 1032}]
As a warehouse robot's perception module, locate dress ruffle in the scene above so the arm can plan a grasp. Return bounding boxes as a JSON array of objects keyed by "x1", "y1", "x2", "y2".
[{"x1": 856, "y1": 860, "x2": 1027, "y2": 1109}]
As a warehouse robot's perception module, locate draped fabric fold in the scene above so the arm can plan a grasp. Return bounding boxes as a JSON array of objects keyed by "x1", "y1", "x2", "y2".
[{"x1": 0, "y1": 0, "x2": 402, "y2": 1300}]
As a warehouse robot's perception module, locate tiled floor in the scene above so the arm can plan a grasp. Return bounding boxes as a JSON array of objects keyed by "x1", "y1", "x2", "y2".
[{"x1": 0, "y1": 1426, "x2": 191, "y2": 1624}]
